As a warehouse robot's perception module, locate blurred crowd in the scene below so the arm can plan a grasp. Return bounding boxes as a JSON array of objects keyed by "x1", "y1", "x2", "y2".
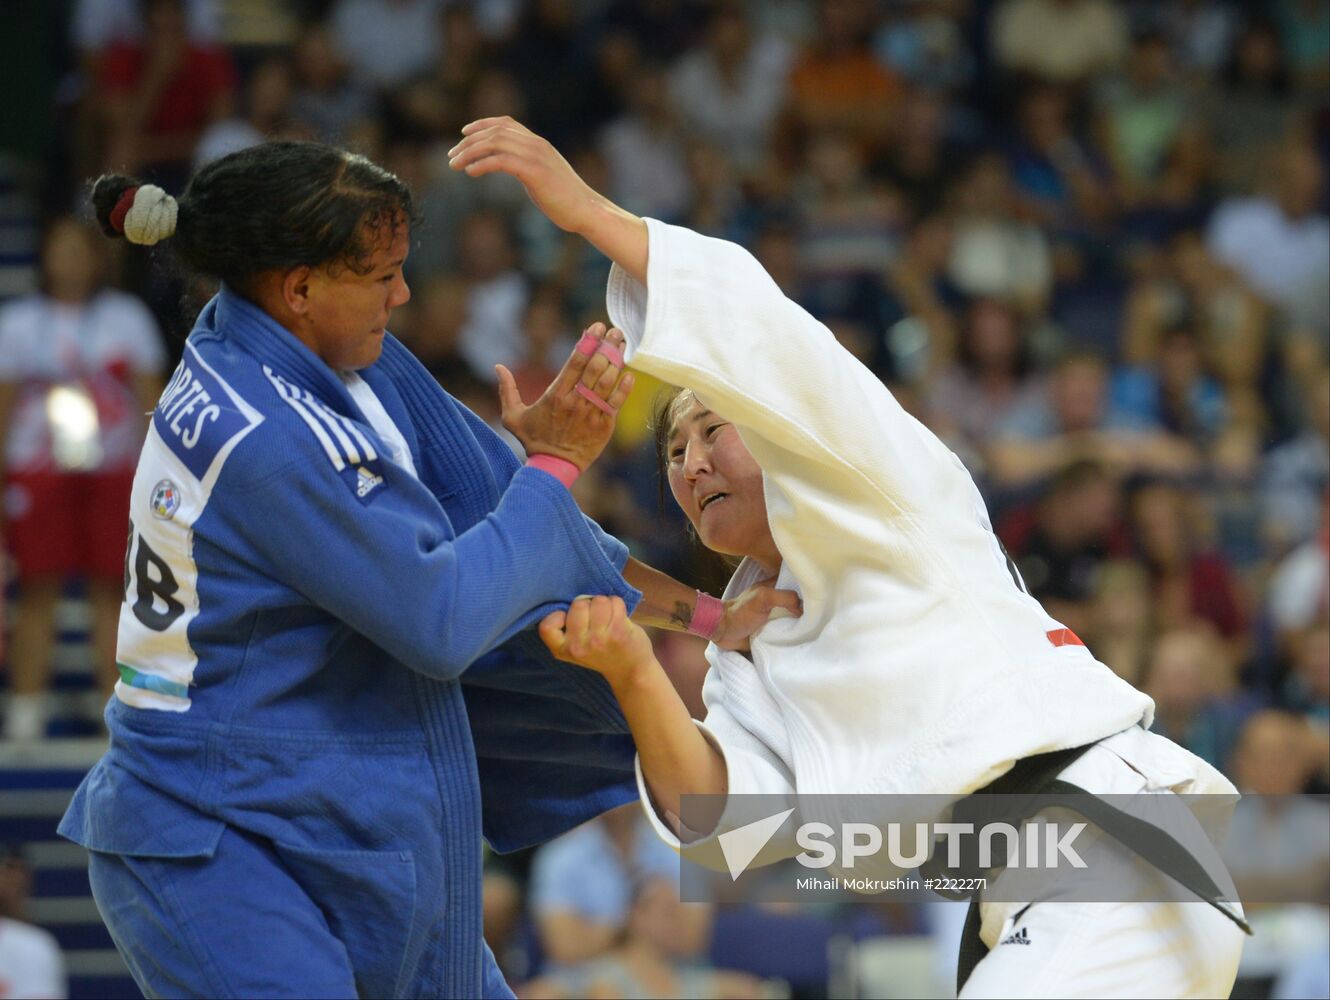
[{"x1": 0, "y1": 0, "x2": 1327, "y2": 997}]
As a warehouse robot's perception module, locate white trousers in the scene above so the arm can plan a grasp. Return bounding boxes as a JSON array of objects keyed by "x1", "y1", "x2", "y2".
[{"x1": 960, "y1": 728, "x2": 1246, "y2": 999}]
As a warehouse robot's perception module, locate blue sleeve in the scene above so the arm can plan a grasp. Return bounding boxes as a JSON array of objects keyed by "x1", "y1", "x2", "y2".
[{"x1": 219, "y1": 448, "x2": 639, "y2": 683}]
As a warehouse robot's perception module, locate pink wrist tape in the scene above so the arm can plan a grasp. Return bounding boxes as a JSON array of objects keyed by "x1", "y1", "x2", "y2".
[
  {"x1": 526, "y1": 454, "x2": 579, "y2": 489},
  {"x1": 688, "y1": 591, "x2": 724, "y2": 641}
]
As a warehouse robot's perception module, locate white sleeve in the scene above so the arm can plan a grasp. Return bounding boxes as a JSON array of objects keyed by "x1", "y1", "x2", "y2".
[{"x1": 606, "y1": 219, "x2": 954, "y2": 516}]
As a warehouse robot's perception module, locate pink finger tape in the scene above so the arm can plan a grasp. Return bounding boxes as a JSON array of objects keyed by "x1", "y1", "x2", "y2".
[
  {"x1": 575, "y1": 332, "x2": 626, "y2": 368},
  {"x1": 575, "y1": 383, "x2": 618, "y2": 415},
  {"x1": 595, "y1": 341, "x2": 625, "y2": 368}
]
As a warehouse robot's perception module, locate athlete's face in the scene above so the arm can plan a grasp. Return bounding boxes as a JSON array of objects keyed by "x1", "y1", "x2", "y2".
[
  {"x1": 302, "y1": 220, "x2": 411, "y2": 371},
  {"x1": 666, "y1": 393, "x2": 780, "y2": 572}
]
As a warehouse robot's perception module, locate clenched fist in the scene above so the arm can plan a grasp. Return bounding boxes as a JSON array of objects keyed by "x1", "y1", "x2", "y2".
[{"x1": 539, "y1": 595, "x2": 656, "y2": 686}]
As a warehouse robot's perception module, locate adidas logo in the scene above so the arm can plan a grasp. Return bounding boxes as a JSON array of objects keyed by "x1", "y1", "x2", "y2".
[
  {"x1": 355, "y1": 466, "x2": 384, "y2": 498},
  {"x1": 999, "y1": 927, "x2": 1031, "y2": 946}
]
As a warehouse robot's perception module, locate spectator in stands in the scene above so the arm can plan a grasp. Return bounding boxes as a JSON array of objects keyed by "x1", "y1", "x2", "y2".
[
  {"x1": 667, "y1": 3, "x2": 793, "y2": 179},
  {"x1": 501, "y1": 0, "x2": 601, "y2": 148},
  {"x1": 1146, "y1": 0, "x2": 1237, "y2": 81},
  {"x1": 399, "y1": 273, "x2": 487, "y2": 405},
  {"x1": 1086, "y1": 559, "x2": 1154, "y2": 685},
  {"x1": 329, "y1": 0, "x2": 444, "y2": 90},
  {"x1": 872, "y1": 88, "x2": 966, "y2": 223},
  {"x1": 1007, "y1": 82, "x2": 1116, "y2": 237},
  {"x1": 510, "y1": 285, "x2": 575, "y2": 406},
  {"x1": 1273, "y1": 0, "x2": 1330, "y2": 95},
  {"x1": 928, "y1": 297, "x2": 1039, "y2": 458},
  {"x1": 1144, "y1": 624, "x2": 1258, "y2": 769},
  {"x1": 987, "y1": 350, "x2": 1200, "y2": 489},
  {"x1": 1284, "y1": 623, "x2": 1330, "y2": 747},
  {"x1": 599, "y1": 0, "x2": 709, "y2": 65},
  {"x1": 288, "y1": 21, "x2": 375, "y2": 147},
  {"x1": 678, "y1": 141, "x2": 745, "y2": 240},
  {"x1": 98, "y1": 0, "x2": 236, "y2": 190},
  {"x1": 794, "y1": 128, "x2": 904, "y2": 314},
  {"x1": 194, "y1": 56, "x2": 307, "y2": 168},
  {"x1": 1207, "y1": 140, "x2": 1330, "y2": 325},
  {"x1": 13, "y1": 7, "x2": 1330, "y2": 990},
  {"x1": 1129, "y1": 479, "x2": 1248, "y2": 647},
  {"x1": 1204, "y1": 17, "x2": 1299, "y2": 195},
  {"x1": 1002, "y1": 459, "x2": 1128, "y2": 640},
  {"x1": 397, "y1": 70, "x2": 538, "y2": 284},
  {"x1": 875, "y1": 214, "x2": 960, "y2": 386},
  {"x1": 1094, "y1": 31, "x2": 1195, "y2": 210},
  {"x1": 0, "y1": 217, "x2": 165, "y2": 741},
  {"x1": 872, "y1": 0, "x2": 974, "y2": 94},
  {"x1": 0, "y1": 843, "x2": 67, "y2": 1000},
  {"x1": 456, "y1": 210, "x2": 530, "y2": 382},
  {"x1": 528, "y1": 805, "x2": 694, "y2": 970},
  {"x1": 944, "y1": 153, "x2": 1053, "y2": 316},
  {"x1": 600, "y1": 62, "x2": 693, "y2": 222},
  {"x1": 1266, "y1": 491, "x2": 1329, "y2": 648},
  {"x1": 72, "y1": 0, "x2": 218, "y2": 69},
  {"x1": 1120, "y1": 229, "x2": 1268, "y2": 447},
  {"x1": 524, "y1": 877, "x2": 763, "y2": 1000},
  {"x1": 1111, "y1": 322, "x2": 1228, "y2": 454},
  {"x1": 991, "y1": 0, "x2": 1128, "y2": 87},
  {"x1": 1222, "y1": 710, "x2": 1330, "y2": 989},
  {"x1": 434, "y1": 4, "x2": 489, "y2": 122},
  {"x1": 1262, "y1": 365, "x2": 1330, "y2": 553},
  {"x1": 783, "y1": 0, "x2": 903, "y2": 158}
]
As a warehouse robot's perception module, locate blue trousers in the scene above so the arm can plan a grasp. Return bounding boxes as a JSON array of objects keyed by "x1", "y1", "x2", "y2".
[{"x1": 88, "y1": 825, "x2": 514, "y2": 999}]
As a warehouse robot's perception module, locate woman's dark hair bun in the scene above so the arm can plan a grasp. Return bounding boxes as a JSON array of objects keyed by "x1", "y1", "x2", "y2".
[
  {"x1": 90, "y1": 174, "x2": 142, "y2": 238},
  {"x1": 85, "y1": 142, "x2": 414, "y2": 290}
]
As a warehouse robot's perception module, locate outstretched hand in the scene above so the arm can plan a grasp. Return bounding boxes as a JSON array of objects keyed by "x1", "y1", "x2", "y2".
[
  {"x1": 712, "y1": 577, "x2": 803, "y2": 652},
  {"x1": 497, "y1": 323, "x2": 634, "y2": 472},
  {"x1": 449, "y1": 117, "x2": 601, "y2": 234},
  {"x1": 450, "y1": 117, "x2": 650, "y2": 283}
]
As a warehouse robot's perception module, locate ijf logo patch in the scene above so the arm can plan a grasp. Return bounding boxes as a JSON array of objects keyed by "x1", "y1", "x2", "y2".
[{"x1": 150, "y1": 479, "x2": 182, "y2": 520}]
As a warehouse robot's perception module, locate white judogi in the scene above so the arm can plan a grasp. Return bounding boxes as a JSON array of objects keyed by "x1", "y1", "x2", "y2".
[{"x1": 606, "y1": 220, "x2": 1244, "y2": 997}]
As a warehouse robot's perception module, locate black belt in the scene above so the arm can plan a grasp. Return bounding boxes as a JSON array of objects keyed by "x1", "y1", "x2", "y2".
[{"x1": 924, "y1": 742, "x2": 1253, "y2": 993}]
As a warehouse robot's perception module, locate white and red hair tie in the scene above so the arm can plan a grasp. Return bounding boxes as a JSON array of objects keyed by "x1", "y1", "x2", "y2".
[{"x1": 110, "y1": 184, "x2": 178, "y2": 246}]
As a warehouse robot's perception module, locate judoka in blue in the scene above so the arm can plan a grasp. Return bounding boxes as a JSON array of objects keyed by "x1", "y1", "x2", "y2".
[{"x1": 61, "y1": 150, "x2": 646, "y2": 998}]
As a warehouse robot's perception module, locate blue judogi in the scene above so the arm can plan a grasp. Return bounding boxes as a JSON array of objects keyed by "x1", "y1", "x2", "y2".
[{"x1": 59, "y1": 288, "x2": 641, "y2": 997}]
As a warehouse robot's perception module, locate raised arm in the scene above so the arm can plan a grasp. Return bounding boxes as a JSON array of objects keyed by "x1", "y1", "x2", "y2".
[
  {"x1": 450, "y1": 118, "x2": 956, "y2": 519},
  {"x1": 449, "y1": 117, "x2": 649, "y2": 282}
]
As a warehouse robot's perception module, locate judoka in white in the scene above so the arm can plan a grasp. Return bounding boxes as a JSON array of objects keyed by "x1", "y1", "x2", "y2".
[{"x1": 450, "y1": 118, "x2": 1247, "y2": 998}]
